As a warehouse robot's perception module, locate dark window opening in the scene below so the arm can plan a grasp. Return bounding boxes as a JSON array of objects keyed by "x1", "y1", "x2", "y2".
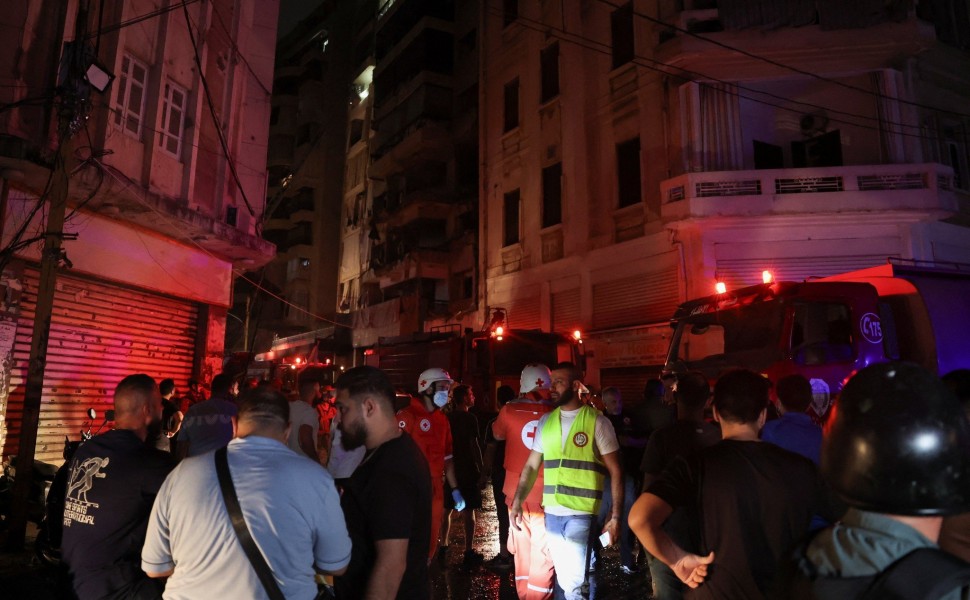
[
  {"x1": 542, "y1": 162, "x2": 562, "y2": 228},
  {"x1": 753, "y1": 140, "x2": 784, "y2": 169},
  {"x1": 504, "y1": 78, "x2": 519, "y2": 132},
  {"x1": 503, "y1": 0, "x2": 519, "y2": 27},
  {"x1": 611, "y1": 2, "x2": 634, "y2": 69},
  {"x1": 616, "y1": 137, "x2": 641, "y2": 208},
  {"x1": 349, "y1": 119, "x2": 364, "y2": 147},
  {"x1": 791, "y1": 130, "x2": 843, "y2": 168},
  {"x1": 226, "y1": 205, "x2": 238, "y2": 226},
  {"x1": 540, "y1": 43, "x2": 560, "y2": 103},
  {"x1": 503, "y1": 189, "x2": 520, "y2": 247}
]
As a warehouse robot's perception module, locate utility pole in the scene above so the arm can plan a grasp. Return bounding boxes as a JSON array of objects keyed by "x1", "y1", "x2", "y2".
[{"x1": 4, "y1": 133, "x2": 71, "y2": 550}]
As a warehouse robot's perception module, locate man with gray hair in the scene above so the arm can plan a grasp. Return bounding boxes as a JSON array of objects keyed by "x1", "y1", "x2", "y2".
[{"x1": 143, "y1": 387, "x2": 351, "y2": 598}]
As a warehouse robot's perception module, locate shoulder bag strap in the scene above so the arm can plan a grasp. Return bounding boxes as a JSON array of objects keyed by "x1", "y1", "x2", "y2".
[
  {"x1": 215, "y1": 446, "x2": 286, "y2": 600},
  {"x1": 861, "y1": 547, "x2": 970, "y2": 600}
]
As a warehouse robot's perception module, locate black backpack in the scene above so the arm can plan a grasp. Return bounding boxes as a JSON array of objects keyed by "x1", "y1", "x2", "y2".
[{"x1": 781, "y1": 542, "x2": 970, "y2": 600}]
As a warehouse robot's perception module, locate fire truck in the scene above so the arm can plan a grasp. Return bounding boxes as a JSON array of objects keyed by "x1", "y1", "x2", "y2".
[
  {"x1": 663, "y1": 259, "x2": 970, "y2": 420},
  {"x1": 364, "y1": 322, "x2": 584, "y2": 405}
]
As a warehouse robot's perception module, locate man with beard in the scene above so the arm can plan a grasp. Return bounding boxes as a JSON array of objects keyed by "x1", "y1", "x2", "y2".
[
  {"x1": 62, "y1": 374, "x2": 175, "y2": 600},
  {"x1": 511, "y1": 362, "x2": 624, "y2": 600},
  {"x1": 334, "y1": 366, "x2": 432, "y2": 600}
]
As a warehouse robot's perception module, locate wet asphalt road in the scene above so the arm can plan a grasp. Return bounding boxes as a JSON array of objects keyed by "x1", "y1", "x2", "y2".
[
  {"x1": 0, "y1": 486, "x2": 654, "y2": 599},
  {"x1": 430, "y1": 485, "x2": 654, "y2": 599}
]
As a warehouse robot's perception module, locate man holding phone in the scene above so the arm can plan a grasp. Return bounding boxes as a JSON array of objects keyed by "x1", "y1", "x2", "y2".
[{"x1": 510, "y1": 362, "x2": 624, "y2": 600}]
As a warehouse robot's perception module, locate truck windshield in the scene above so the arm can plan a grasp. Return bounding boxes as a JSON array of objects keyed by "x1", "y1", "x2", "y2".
[{"x1": 669, "y1": 300, "x2": 784, "y2": 371}]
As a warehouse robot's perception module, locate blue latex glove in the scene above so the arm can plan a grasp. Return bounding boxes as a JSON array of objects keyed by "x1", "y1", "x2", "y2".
[{"x1": 451, "y1": 489, "x2": 466, "y2": 512}]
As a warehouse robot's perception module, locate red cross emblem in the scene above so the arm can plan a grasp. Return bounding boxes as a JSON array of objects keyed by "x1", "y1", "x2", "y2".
[
  {"x1": 419, "y1": 379, "x2": 428, "y2": 389},
  {"x1": 536, "y1": 378, "x2": 545, "y2": 387},
  {"x1": 520, "y1": 419, "x2": 540, "y2": 448}
]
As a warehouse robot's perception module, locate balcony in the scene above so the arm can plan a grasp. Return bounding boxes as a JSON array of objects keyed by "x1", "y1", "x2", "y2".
[
  {"x1": 370, "y1": 118, "x2": 452, "y2": 177},
  {"x1": 374, "y1": 188, "x2": 453, "y2": 226},
  {"x1": 655, "y1": 12, "x2": 933, "y2": 79},
  {"x1": 374, "y1": 247, "x2": 450, "y2": 288},
  {"x1": 660, "y1": 163, "x2": 963, "y2": 221}
]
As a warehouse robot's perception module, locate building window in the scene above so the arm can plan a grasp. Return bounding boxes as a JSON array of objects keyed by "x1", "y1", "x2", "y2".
[
  {"x1": 616, "y1": 137, "x2": 641, "y2": 208},
  {"x1": 611, "y1": 2, "x2": 635, "y2": 69},
  {"x1": 542, "y1": 162, "x2": 562, "y2": 228},
  {"x1": 113, "y1": 54, "x2": 148, "y2": 137},
  {"x1": 540, "y1": 43, "x2": 560, "y2": 103},
  {"x1": 159, "y1": 82, "x2": 187, "y2": 157},
  {"x1": 503, "y1": 189, "x2": 520, "y2": 247},
  {"x1": 504, "y1": 78, "x2": 519, "y2": 132},
  {"x1": 503, "y1": 0, "x2": 518, "y2": 27}
]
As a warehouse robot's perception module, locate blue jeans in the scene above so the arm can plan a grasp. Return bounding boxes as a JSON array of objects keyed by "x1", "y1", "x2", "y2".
[
  {"x1": 597, "y1": 474, "x2": 637, "y2": 568},
  {"x1": 545, "y1": 513, "x2": 597, "y2": 600}
]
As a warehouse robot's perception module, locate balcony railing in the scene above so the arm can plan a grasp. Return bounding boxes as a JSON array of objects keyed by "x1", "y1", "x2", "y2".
[{"x1": 661, "y1": 163, "x2": 960, "y2": 219}]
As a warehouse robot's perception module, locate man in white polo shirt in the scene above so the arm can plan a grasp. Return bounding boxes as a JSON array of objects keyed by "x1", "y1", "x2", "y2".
[{"x1": 142, "y1": 387, "x2": 351, "y2": 598}]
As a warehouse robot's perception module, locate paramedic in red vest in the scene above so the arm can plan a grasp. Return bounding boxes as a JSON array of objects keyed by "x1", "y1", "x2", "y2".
[
  {"x1": 492, "y1": 364, "x2": 557, "y2": 599},
  {"x1": 397, "y1": 367, "x2": 464, "y2": 562},
  {"x1": 511, "y1": 362, "x2": 623, "y2": 600}
]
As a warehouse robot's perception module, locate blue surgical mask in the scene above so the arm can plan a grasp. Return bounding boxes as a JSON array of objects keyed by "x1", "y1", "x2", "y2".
[{"x1": 433, "y1": 390, "x2": 449, "y2": 408}]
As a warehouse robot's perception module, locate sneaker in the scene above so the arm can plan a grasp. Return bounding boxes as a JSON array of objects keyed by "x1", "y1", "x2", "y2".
[
  {"x1": 462, "y1": 550, "x2": 485, "y2": 567},
  {"x1": 620, "y1": 565, "x2": 638, "y2": 575},
  {"x1": 484, "y1": 553, "x2": 513, "y2": 570}
]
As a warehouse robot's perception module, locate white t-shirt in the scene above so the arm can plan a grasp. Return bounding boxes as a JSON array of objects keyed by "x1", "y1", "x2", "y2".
[
  {"x1": 142, "y1": 436, "x2": 351, "y2": 599},
  {"x1": 532, "y1": 407, "x2": 620, "y2": 516},
  {"x1": 287, "y1": 400, "x2": 320, "y2": 459}
]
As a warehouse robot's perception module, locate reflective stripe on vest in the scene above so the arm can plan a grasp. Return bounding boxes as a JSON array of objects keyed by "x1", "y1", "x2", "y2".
[{"x1": 541, "y1": 404, "x2": 605, "y2": 513}]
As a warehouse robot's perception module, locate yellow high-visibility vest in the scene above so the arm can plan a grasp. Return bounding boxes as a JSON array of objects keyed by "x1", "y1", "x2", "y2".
[{"x1": 541, "y1": 404, "x2": 605, "y2": 514}]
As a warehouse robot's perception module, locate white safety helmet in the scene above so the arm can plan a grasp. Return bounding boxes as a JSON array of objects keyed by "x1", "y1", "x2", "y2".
[
  {"x1": 418, "y1": 368, "x2": 453, "y2": 394},
  {"x1": 520, "y1": 363, "x2": 552, "y2": 395}
]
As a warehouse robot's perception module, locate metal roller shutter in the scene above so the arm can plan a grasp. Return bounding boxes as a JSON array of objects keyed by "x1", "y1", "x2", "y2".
[
  {"x1": 4, "y1": 268, "x2": 199, "y2": 464},
  {"x1": 552, "y1": 288, "x2": 581, "y2": 332},
  {"x1": 508, "y1": 296, "x2": 541, "y2": 330},
  {"x1": 715, "y1": 255, "x2": 894, "y2": 290},
  {"x1": 592, "y1": 268, "x2": 680, "y2": 330}
]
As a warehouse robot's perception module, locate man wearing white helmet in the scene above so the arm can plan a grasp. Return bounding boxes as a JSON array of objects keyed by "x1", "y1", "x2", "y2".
[
  {"x1": 491, "y1": 364, "x2": 557, "y2": 599},
  {"x1": 397, "y1": 367, "x2": 463, "y2": 562}
]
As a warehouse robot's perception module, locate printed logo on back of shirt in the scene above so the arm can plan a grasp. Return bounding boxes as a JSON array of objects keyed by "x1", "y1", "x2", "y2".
[
  {"x1": 520, "y1": 419, "x2": 540, "y2": 449},
  {"x1": 573, "y1": 432, "x2": 589, "y2": 448},
  {"x1": 419, "y1": 418, "x2": 431, "y2": 432},
  {"x1": 64, "y1": 456, "x2": 111, "y2": 526}
]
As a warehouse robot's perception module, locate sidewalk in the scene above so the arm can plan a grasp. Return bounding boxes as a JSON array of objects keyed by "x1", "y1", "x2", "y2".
[{"x1": 0, "y1": 524, "x2": 63, "y2": 599}]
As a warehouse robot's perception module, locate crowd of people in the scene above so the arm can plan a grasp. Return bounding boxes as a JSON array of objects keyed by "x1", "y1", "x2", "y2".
[{"x1": 54, "y1": 358, "x2": 970, "y2": 600}]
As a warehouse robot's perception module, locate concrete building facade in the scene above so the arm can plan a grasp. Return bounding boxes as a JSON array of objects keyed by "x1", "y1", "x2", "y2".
[
  {"x1": 481, "y1": 0, "x2": 970, "y2": 400},
  {"x1": 337, "y1": 0, "x2": 481, "y2": 351},
  {"x1": 0, "y1": 0, "x2": 278, "y2": 462}
]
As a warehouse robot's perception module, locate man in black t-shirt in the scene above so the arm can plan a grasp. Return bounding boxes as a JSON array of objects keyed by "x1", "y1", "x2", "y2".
[
  {"x1": 62, "y1": 374, "x2": 175, "y2": 600},
  {"x1": 630, "y1": 369, "x2": 828, "y2": 600},
  {"x1": 333, "y1": 366, "x2": 432, "y2": 600}
]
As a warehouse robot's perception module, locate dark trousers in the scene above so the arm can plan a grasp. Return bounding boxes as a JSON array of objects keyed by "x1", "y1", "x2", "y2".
[{"x1": 492, "y1": 468, "x2": 510, "y2": 553}]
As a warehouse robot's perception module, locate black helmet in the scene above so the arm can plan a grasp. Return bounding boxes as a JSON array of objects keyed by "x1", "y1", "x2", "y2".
[{"x1": 822, "y1": 362, "x2": 970, "y2": 516}]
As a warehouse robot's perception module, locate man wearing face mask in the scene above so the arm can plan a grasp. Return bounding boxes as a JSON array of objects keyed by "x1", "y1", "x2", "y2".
[{"x1": 397, "y1": 368, "x2": 464, "y2": 562}]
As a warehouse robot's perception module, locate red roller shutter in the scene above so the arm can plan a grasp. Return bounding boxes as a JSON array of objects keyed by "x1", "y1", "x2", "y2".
[
  {"x1": 592, "y1": 268, "x2": 680, "y2": 330},
  {"x1": 552, "y1": 288, "x2": 581, "y2": 332},
  {"x1": 4, "y1": 268, "x2": 199, "y2": 464},
  {"x1": 508, "y1": 296, "x2": 541, "y2": 330}
]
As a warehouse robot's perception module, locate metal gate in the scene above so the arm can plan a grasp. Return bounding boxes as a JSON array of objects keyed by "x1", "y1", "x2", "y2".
[{"x1": 4, "y1": 268, "x2": 199, "y2": 464}]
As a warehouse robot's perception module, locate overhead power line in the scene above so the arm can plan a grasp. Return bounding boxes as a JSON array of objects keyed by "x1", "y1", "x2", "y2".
[
  {"x1": 589, "y1": 0, "x2": 970, "y2": 120},
  {"x1": 486, "y1": 6, "x2": 954, "y2": 146},
  {"x1": 180, "y1": 1, "x2": 258, "y2": 219}
]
